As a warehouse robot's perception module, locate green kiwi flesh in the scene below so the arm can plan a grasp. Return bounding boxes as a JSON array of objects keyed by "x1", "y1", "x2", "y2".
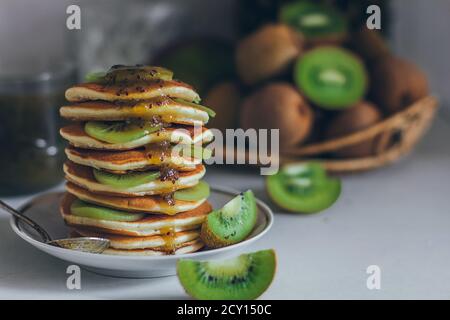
[
  {"x1": 84, "y1": 121, "x2": 162, "y2": 144},
  {"x1": 70, "y1": 199, "x2": 145, "y2": 221},
  {"x1": 173, "y1": 98, "x2": 216, "y2": 118},
  {"x1": 279, "y1": 1, "x2": 347, "y2": 41},
  {"x1": 294, "y1": 46, "x2": 368, "y2": 110},
  {"x1": 85, "y1": 65, "x2": 173, "y2": 83},
  {"x1": 200, "y1": 190, "x2": 257, "y2": 248},
  {"x1": 267, "y1": 162, "x2": 341, "y2": 213},
  {"x1": 173, "y1": 181, "x2": 210, "y2": 201},
  {"x1": 93, "y1": 169, "x2": 160, "y2": 189},
  {"x1": 177, "y1": 249, "x2": 276, "y2": 300}
]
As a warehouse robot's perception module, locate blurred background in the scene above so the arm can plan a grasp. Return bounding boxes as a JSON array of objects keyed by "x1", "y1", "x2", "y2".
[{"x1": 0, "y1": 0, "x2": 448, "y2": 196}]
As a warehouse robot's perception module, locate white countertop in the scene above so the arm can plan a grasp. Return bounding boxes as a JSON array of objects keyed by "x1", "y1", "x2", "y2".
[{"x1": 1, "y1": 116, "x2": 450, "y2": 300}]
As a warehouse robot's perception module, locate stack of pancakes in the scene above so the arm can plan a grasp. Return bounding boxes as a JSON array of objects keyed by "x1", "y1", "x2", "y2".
[{"x1": 59, "y1": 66, "x2": 214, "y2": 255}]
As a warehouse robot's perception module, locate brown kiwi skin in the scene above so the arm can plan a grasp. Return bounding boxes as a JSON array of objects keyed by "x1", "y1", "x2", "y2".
[
  {"x1": 325, "y1": 101, "x2": 383, "y2": 158},
  {"x1": 204, "y1": 82, "x2": 241, "y2": 133},
  {"x1": 349, "y1": 27, "x2": 390, "y2": 64},
  {"x1": 200, "y1": 223, "x2": 232, "y2": 249},
  {"x1": 370, "y1": 55, "x2": 428, "y2": 114},
  {"x1": 240, "y1": 83, "x2": 314, "y2": 148},
  {"x1": 236, "y1": 24, "x2": 304, "y2": 85}
]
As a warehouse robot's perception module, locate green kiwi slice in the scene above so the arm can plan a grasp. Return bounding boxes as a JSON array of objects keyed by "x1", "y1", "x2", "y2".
[
  {"x1": 173, "y1": 181, "x2": 210, "y2": 201},
  {"x1": 70, "y1": 199, "x2": 145, "y2": 221},
  {"x1": 266, "y1": 162, "x2": 341, "y2": 213},
  {"x1": 279, "y1": 1, "x2": 347, "y2": 41},
  {"x1": 200, "y1": 190, "x2": 257, "y2": 248},
  {"x1": 173, "y1": 98, "x2": 216, "y2": 118},
  {"x1": 85, "y1": 65, "x2": 173, "y2": 83},
  {"x1": 294, "y1": 46, "x2": 368, "y2": 110},
  {"x1": 84, "y1": 121, "x2": 162, "y2": 144},
  {"x1": 93, "y1": 169, "x2": 160, "y2": 189},
  {"x1": 177, "y1": 249, "x2": 276, "y2": 300}
]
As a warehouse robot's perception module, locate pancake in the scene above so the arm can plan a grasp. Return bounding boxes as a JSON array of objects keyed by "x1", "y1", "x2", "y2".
[
  {"x1": 72, "y1": 227, "x2": 200, "y2": 250},
  {"x1": 65, "y1": 145, "x2": 201, "y2": 172},
  {"x1": 64, "y1": 162, "x2": 205, "y2": 196},
  {"x1": 66, "y1": 182, "x2": 207, "y2": 214},
  {"x1": 102, "y1": 239, "x2": 204, "y2": 256},
  {"x1": 61, "y1": 193, "x2": 211, "y2": 236},
  {"x1": 65, "y1": 80, "x2": 200, "y2": 103},
  {"x1": 60, "y1": 97, "x2": 209, "y2": 125},
  {"x1": 60, "y1": 123, "x2": 213, "y2": 151}
]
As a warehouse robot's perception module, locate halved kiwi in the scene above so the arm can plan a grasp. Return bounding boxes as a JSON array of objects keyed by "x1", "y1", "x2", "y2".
[
  {"x1": 201, "y1": 190, "x2": 257, "y2": 249},
  {"x1": 279, "y1": 1, "x2": 347, "y2": 45},
  {"x1": 84, "y1": 121, "x2": 162, "y2": 144},
  {"x1": 294, "y1": 46, "x2": 368, "y2": 110},
  {"x1": 70, "y1": 199, "x2": 145, "y2": 221},
  {"x1": 173, "y1": 181, "x2": 210, "y2": 202},
  {"x1": 266, "y1": 162, "x2": 341, "y2": 213},
  {"x1": 93, "y1": 169, "x2": 160, "y2": 189},
  {"x1": 177, "y1": 249, "x2": 276, "y2": 300},
  {"x1": 85, "y1": 65, "x2": 173, "y2": 83}
]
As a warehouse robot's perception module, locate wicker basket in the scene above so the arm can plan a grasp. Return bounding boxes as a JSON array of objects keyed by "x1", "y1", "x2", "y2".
[
  {"x1": 281, "y1": 96, "x2": 439, "y2": 173},
  {"x1": 217, "y1": 96, "x2": 438, "y2": 173}
]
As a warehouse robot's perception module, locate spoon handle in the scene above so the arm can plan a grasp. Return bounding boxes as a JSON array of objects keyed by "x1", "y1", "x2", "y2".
[{"x1": 0, "y1": 200, "x2": 52, "y2": 243}]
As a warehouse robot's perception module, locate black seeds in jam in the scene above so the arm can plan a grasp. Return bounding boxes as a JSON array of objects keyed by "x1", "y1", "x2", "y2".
[
  {"x1": 162, "y1": 193, "x2": 175, "y2": 206},
  {"x1": 159, "y1": 165, "x2": 180, "y2": 184}
]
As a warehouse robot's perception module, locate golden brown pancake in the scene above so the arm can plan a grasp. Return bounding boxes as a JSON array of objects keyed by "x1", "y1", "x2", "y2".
[
  {"x1": 66, "y1": 182, "x2": 207, "y2": 214},
  {"x1": 65, "y1": 145, "x2": 201, "y2": 172},
  {"x1": 102, "y1": 240, "x2": 204, "y2": 256},
  {"x1": 65, "y1": 80, "x2": 200, "y2": 103},
  {"x1": 60, "y1": 123, "x2": 213, "y2": 151},
  {"x1": 60, "y1": 96, "x2": 209, "y2": 125},
  {"x1": 72, "y1": 227, "x2": 200, "y2": 250},
  {"x1": 60, "y1": 193, "x2": 211, "y2": 236},
  {"x1": 64, "y1": 161, "x2": 205, "y2": 196}
]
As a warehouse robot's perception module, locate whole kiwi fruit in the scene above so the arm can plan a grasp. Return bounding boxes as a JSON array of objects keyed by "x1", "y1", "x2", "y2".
[
  {"x1": 325, "y1": 101, "x2": 383, "y2": 158},
  {"x1": 349, "y1": 27, "x2": 390, "y2": 63},
  {"x1": 371, "y1": 55, "x2": 428, "y2": 114},
  {"x1": 236, "y1": 24, "x2": 303, "y2": 85},
  {"x1": 240, "y1": 83, "x2": 313, "y2": 148},
  {"x1": 204, "y1": 82, "x2": 241, "y2": 132}
]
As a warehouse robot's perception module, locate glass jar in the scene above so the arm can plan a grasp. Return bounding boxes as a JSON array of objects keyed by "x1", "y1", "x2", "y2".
[{"x1": 0, "y1": 64, "x2": 75, "y2": 196}]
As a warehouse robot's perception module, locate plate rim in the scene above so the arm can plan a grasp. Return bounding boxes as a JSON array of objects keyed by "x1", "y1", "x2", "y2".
[{"x1": 9, "y1": 185, "x2": 274, "y2": 261}]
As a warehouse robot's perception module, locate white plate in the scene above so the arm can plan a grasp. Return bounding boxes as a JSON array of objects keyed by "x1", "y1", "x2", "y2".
[{"x1": 10, "y1": 186, "x2": 273, "y2": 278}]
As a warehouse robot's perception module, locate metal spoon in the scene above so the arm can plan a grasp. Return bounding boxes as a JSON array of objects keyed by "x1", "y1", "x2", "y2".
[{"x1": 0, "y1": 199, "x2": 109, "y2": 254}]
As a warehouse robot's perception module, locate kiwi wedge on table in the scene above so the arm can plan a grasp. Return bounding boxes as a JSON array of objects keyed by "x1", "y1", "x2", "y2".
[
  {"x1": 173, "y1": 181, "x2": 210, "y2": 202},
  {"x1": 177, "y1": 249, "x2": 276, "y2": 300},
  {"x1": 279, "y1": 1, "x2": 347, "y2": 45},
  {"x1": 84, "y1": 121, "x2": 162, "y2": 144},
  {"x1": 266, "y1": 163, "x2": 341, "y2": 213},
  {"x1": 201, "y1": 190, "x2": 257, "y2": 249},
  {"x1": 294, "y1": 46, "x2": 368, "y2": 110},
  {"x1": 93, "y1": 169, "x2": 160, "y2": 189},
  {"x1": 85, "y1": 65, "x2": 173, "y2": 83},
  {"x1": 70, "y1": 199, "x2": 145, "y2": 221}
]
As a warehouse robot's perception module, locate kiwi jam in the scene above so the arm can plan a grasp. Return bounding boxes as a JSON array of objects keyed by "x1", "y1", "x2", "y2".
[{"x1": 0, "y1": 70, "x2": 73, "y2": 195}]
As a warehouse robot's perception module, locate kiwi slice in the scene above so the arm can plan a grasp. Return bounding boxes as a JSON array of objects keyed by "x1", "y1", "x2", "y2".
[
  {"x1": 173, "y1": 98, "x2": 216, "y2": 118},
  {"x1": 177, "y1": 249, "x2": 276, "y2": 300},
  {"x1": 70, "y1": 199, "x2": 145, "y2": 222},
  {"x1": 93, "y1": 169, "x2": 160, "y2": 189},
  {"x1": 201, "y1": 190, "x2": 257, "y2": 248},
  {"x1": 279, "y1": 1, "x2": 347, "y2": 43},
  {"x1": 174, "y1": 144, "x2": 213, "y2": 160},
  {"x1": 85, "y1": 65, "x2": 173, "y2": 83},
  {"x1": 173, "y1": 181, "x2": 210, "y2": 202},
  {"x1": 266, "y1": 162, "x2": 341, "y2": 213},
  {"x1": 84, "y1": 121, "x2": 162, "y2": 144},
  {"x1": 294, "y1": 46, "x2": 368, "y2": 110}
]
